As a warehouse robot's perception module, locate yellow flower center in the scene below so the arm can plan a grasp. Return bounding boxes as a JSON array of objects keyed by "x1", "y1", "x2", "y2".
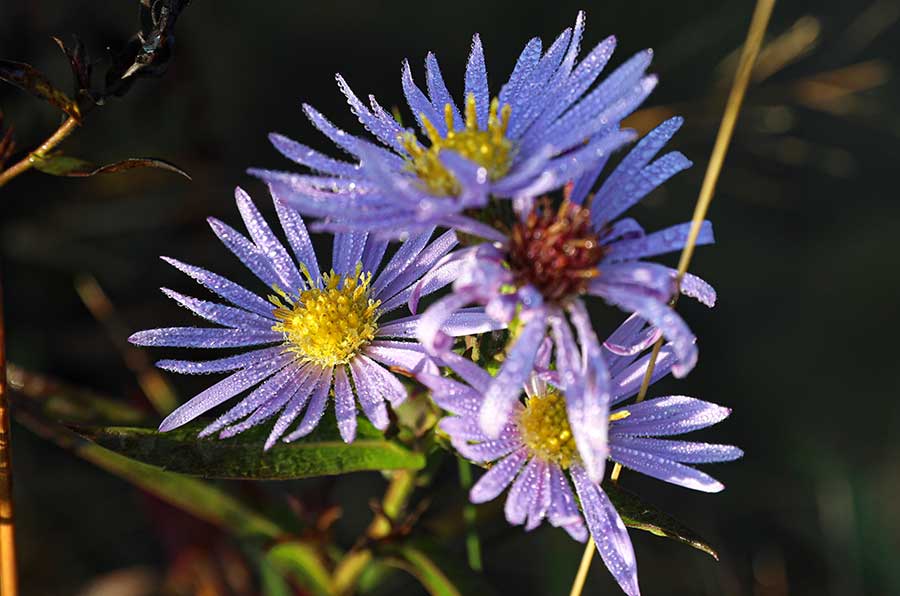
[
  {"x1": 518, "y1": 392, "x2": 633, "y2": 469},
  {"x1": 270, "y1": 264, "x2": 380, "y2": 367},
  {"x1": 402, "y1": 94, "x2": 513, "y2": 197},
  {"x1": 518, "y1": 389, "x2": 578, "y2": 469}
]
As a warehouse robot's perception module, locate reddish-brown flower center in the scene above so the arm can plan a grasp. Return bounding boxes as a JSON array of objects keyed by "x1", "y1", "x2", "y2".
[{"x1": 508, "y1": 199, "x2": 604, "y2": 303}]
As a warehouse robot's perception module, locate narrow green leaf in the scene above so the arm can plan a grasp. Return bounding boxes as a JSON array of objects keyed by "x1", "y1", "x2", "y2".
[
  {"x1": 265, "y1": 542, "x2": 334, "y2": 596},
  {"x1": 32, "y1": 153, "x2": 191, "y2": 179},
  {"x1": 357, "y1": 560, "x2": 400, "y2": 594},
  {"x1": 0, "y1": 59, "x2": 81, "y2": 118},
  {"x1": 385, "y1": 541, "x2": 497, "y2": 596},
  {"x1": 603, "y1": 481, "x2": 719, "y2": 560},
  {"x1": 390, "y1": 546, "x2": 463, "y2": 596},
  {"x1": 259, "y1": 559, "x2": 293, "y2": 596},
  {"x1": 75, "y1": 413, "x2": 426, "y2": 480},
  {"x1": 14, "y1": 407, "x2": 283, "y2": 541}
]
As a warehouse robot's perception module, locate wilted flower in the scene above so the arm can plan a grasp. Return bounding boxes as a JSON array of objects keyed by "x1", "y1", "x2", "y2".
[
  {"x1": 424, "y1": 316, "x2": 741, "y2": 596},
  {"x1": 249, "y1": 11, "x2": 656, "y2": 237},
  {"x1": 416, "y1": 117, "x2": 715, "y2": 460},
  {"x1": 129, "y1": 187, "x2": 498, "y2": 448}
]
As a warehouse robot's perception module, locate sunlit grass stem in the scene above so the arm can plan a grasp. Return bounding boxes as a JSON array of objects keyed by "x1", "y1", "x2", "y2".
[{"x1": 569, "y1": 1, "x2": 776, "y2": 594}]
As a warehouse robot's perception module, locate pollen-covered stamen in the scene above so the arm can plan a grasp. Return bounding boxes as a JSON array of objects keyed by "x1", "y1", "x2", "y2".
[
  {"x1": 270, "y1": 263, "x2": 380, "y2": 367},
  {"x1": 508, "y1": 199, "x2": 604, "y2": 303},
  {"x1": 609, "y1": 410, "x2": 630, "y2": 422},
  {"x1": 402, "y1": 94, "x2": 513, "y2": 196},
  {"x1": 519, "y1": 389, "x2": 578, "y2": 468}
]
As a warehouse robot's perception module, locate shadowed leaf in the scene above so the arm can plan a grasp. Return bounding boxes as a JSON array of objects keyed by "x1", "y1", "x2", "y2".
[
  {"x1": 32, "y1": 153, "x2": 191, "y2": 179},
  {"x1": 0, "y1": 59, "x2": 81, "y2": 119},
  {"x1": 51, "y1": 34, "x2": 92, "y2": 96},
  {"x1": 0, "y1": 110, "x2": 16, "y2": 169},
  {"x1": 76, "y1": 413, "x2": 427, "y2": 480},
  {"x1": 604, "y1": 481, "x2": 719, "y2": 559}
]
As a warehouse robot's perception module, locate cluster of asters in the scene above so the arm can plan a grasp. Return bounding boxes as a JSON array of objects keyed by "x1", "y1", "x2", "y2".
[{"x1": 131, "y1": 12, "x2": 741, "y2": 595}]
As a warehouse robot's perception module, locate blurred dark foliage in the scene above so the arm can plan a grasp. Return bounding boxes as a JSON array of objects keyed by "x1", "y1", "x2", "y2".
[{"x1": 1, "y1": 1, "x2": 900, "y2": 595}]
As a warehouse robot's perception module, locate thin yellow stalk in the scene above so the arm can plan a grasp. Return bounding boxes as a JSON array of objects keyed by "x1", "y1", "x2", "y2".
[
  {"x1": 568, "y1": 536, "x2": 597, "y2": 596},
  {"x1": 570, "y1": 2, "x2": 776, "y2": 594}
]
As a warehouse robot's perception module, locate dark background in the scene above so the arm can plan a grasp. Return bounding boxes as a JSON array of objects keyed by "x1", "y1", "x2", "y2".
[{"x1": 2, "y1": 1, "x2": 900, "y2": 594}]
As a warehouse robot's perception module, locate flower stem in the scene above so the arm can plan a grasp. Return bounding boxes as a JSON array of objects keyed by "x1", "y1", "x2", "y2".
[
  {"x1": 569, "y1": 1, "x2": 775, "y2": 594},
  {"x1": 0, "y1": 274, "x2": 18, "y2": 596},
  {"x1": 568, "y1": 539, "x2": 595, "y2": 596},
  {"x1": 457, "y1": 458, "x2": 483, "y2": 571},
  {"x1": 0, "y1": 116, "x2": 79, "y2": 189},
  {"x1": 368, "y1": 468, "x2": 415, "y2": 539}
]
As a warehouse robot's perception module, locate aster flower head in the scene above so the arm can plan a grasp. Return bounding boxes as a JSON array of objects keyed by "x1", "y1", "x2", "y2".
[
  {"x1": 423, "y1": 317, "x2": 741, "y2": 596},
  {"x1": 416, "y1": 116, "x2": 716, "y2": 459},
  {"x1": 129, "y1": 187, "x2": 498, "y2": 449},
  {"x1": 249, "y1": 11, "x2": 657, "y2": 238}
]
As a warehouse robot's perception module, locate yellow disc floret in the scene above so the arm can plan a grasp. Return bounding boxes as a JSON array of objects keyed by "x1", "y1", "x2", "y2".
[
  {"x1": 518, "y1": 389, "x2": 578, "y2": 469},
  {"x1": 402, "y1": 93, "x2": 513, "y2": 197},
  {"x1": 270, "y1": 264, "x2": 380, "y2": 367}
]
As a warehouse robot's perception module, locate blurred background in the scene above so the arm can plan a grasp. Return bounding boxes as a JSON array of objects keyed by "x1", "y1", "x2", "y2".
[{"x1": 2, "y1": 0, "x2": 900, "y2": 594}]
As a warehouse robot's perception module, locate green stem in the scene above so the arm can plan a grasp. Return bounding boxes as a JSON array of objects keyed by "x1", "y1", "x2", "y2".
[
  {"x1": 369, "y1": 468, "x2": 415, "y2": 539},
  {"x1": 456, "y1": 458, "x2": 482, "y2": 572},
  {"x1": 0, "y1": 116, "x2": 79, "y2": 189},
  {"x1": 332, "y1": 469, "x2": 416, "y2": 595}
]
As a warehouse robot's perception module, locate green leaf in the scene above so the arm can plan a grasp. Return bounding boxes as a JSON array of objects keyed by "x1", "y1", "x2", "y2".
[
  {"x1": 264, "y1": 542, "x2": 334, "y2": 596},
  {"x1": 75, "y1": 413, "x2": 427, "y2": 480},
  {"x1": 14, "y1": 407, "x2": 283, "y2": 541},
  {"x1": 357, "y1": 559, "x2": 400, "y2": 594},
  {"x1": 603, "y1": 481, "x2": 719, "y2": 560},
  {"x1": 384, "y1": 541, "x2": 497, "y2": 596},
  {"x1": 0, "y1": 59, "x2": 81, "y2": 118},
  {"x1": 259, "y1": 559, "x2": 293, "y2": 596},
  {"x1": 32, "y1": 153, "x2": 191, "y2": 179}
]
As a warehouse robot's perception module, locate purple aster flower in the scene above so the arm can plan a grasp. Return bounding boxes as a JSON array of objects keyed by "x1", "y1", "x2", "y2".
[
  {"x1": 415, "y1": 117, "x2": 715, "y2": 462},
  {"x1": 249, "y1": 11, "x2": 657, "y2": 238},
  {"x1": 421, "y1": 317, "x2": 741, "y2": 596},
  {"x1": 128, "y1": 187, "x2": 498, "y2": 449}
]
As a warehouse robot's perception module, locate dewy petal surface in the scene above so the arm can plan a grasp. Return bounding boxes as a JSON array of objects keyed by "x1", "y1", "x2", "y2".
[
  {"x1": 253, "y1": 12, "x2": 662, "y2": 235},
  {"x1": 131, "y1": 186, "x2": 460, "y2": 447}
]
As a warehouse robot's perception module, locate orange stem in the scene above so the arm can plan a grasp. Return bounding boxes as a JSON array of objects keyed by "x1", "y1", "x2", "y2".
[{"x1": 0, "y1": 273, "x2": 18, "y2": 596}]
